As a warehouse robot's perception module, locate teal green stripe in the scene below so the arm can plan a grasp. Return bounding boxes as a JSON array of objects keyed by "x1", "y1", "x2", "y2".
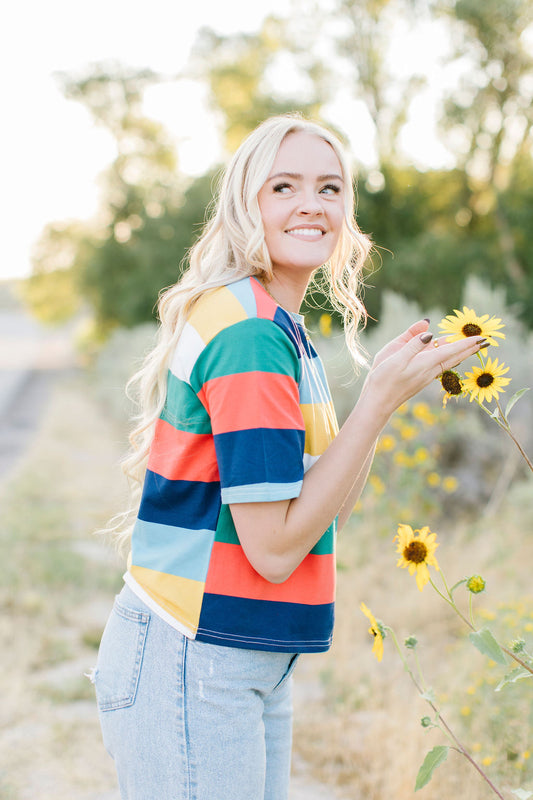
[
  {"x1": 310, "y1": 523, "x2": 336, "y2": 555},
  {"x1": 215, "y1": 506, "x2": 335, "y2": 552},
  {"x1": 190, "y1": 319, "x2": 300, "y2": 391},
  {"x1": 162, "y1": 371, "x2": 211, "y2": 433},
  {"x1": 214, "y1": 504, "x2": 240, "y2": 545}
]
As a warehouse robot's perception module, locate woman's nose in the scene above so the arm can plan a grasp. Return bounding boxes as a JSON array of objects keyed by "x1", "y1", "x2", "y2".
[{"x1": 297, "y1": 189, "x2": 323, "y2": 215}]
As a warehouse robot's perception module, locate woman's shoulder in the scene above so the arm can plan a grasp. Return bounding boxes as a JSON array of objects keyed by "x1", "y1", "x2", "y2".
[{"x1": 186, "y1": 276, "x2": 283, "y2": 343}]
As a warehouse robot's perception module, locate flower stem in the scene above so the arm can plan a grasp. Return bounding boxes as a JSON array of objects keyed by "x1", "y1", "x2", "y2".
[
  {"x1": 386, "y1": 625, "x2": 505, "y2": 799},
  {"x1": 469, "y1": 592, "x2": 475, "y2": 629},
  {"x1": 429, "y1": 576, "x2": 474, "y2": 630},
  {"x1": 494, "y1": 399, "x2": 533, "y2": 473},
  {"x1": 429, "y1": 579, "x2": 533, "y2": 674}
]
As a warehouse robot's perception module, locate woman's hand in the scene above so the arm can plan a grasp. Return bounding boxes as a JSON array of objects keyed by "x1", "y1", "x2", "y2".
[
  {"x1": 371, "y1": 319, "x2": 430, "y2": 369},
  {"x1": 364, "y1": 321, "x2": 487, "y2": 417}
]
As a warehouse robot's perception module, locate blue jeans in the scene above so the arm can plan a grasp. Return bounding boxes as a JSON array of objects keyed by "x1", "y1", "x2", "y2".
[{"x1": 94, "y1": 584, "x2": 299, "y2": 800}]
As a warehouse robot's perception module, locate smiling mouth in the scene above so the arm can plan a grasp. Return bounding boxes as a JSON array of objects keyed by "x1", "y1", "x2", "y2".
[{"x1": 285, "y1": 227, "x2": 326, "y2": 237}]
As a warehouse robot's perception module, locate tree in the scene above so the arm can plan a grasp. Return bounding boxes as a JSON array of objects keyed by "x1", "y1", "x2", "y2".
[
  {"x1": 188, "y1": 16, "x2": 327, "y2": 153},
  {"x1": 25, "y1": 63, "x2": 213, "y2": 331},
  {"x1": 437, "y1": 0, "x2": 533, "y2": 321}
]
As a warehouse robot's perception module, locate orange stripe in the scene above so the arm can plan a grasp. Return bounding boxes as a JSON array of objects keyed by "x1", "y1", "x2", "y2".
[
  {"x1": 148, "y1": 418, "x2": 219, "y2": 482},
  {"x1": 204, "y1": 541, "x2": 335, "y2": 605},
  {"x1": 251, "y1": 278, "x2": 277, "y2": 320},
  {"x1": 199, "y1": 371, "x2": 304, "y2": 434}
]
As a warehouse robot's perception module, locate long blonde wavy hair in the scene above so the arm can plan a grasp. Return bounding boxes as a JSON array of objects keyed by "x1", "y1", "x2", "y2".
[{"x1": 113, "y1": 113, "x2": 372, "y2": 545}]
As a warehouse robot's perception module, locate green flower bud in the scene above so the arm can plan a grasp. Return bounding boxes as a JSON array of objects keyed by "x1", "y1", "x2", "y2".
[
  {"x1": 404, "y1": 636, "x2": 418, "y2": 649},
  {"x1": 510, "y1": 638, "x2": 526, "y2": 654},
  {"x1": 466, "y1": 575, "x2": 486, "y2": 594},
  {"x1": 421, "y1": 716, "x2": 432, "y2": 728}
]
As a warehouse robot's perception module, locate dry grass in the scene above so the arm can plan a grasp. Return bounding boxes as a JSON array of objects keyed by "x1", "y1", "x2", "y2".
[
  {"x1": 292, "y1": 483, "x2": 533, "y2": 799},
  {"x1": 0, "y1": 372, "x2": 125, "y2": 800}
]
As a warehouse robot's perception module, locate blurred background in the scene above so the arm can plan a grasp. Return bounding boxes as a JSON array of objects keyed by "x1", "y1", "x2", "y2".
[{"x1": 1, "y1": 0, "x2": 533, "y2": 798}]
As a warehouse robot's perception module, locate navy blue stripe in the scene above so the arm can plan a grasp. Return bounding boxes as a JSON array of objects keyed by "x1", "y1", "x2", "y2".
[
  {"x1": 273, "y1": 307, "x2": 316, "y2": 358},
  {"x1": 196, "y1": 594, "x2": 334, "y2": 653},
  {"x1": 214, "y1": 428, "x2": 305, "y2": 489},
  {"x1": 137, "y1": 470, "x2": 221, "y2": 530}
]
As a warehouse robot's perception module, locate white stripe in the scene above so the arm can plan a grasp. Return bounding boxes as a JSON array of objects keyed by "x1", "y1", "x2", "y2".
[
  {"x1": 303, "y1": 452, "x2": 320, "y2": 473},
  {"x1": 169, "y1": 322, "x2": 205, "y2": 383}
]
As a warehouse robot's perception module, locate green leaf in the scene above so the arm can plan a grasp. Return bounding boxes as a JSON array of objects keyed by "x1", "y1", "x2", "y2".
[
  {"x1": 505, "y1": 388, "x2": 530, "y2": 418},
  {"x1": 496, "y1": 667, "x2": 533, "y2": 692},
  {"x1": 468, "y1": 627, "x2": 507, "y2": 665},
  {"x1": 421, "y1": 688, "x2": 436, "y2": 703},
  {"x1": 415, "y1": 746, "x2": 449, "y2": 791},
  {"x1": 511, "y1": 788, "x2": 533, "y2": 800}
]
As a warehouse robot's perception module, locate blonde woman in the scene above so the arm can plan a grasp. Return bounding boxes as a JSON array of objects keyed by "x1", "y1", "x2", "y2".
[{"x1": 94, "y1": 114, "x2": 488, "y2": 799}]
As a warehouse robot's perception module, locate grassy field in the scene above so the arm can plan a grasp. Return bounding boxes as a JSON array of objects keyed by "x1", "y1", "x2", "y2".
[{"x1": 1, "y1": 298, "x2": 532, "y2": 798}]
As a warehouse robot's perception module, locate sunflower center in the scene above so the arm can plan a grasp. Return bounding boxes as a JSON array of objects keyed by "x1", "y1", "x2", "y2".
[
  {"x1": 462, "y1": 322, "x2": 482, "y2": 337},
  {"x1": 441, "y1": 371, "x2": 462, "y2": 395},
  {"x1": 404, "y1": 540, "x2": 428, "y2": 564},
  {"x1": 476, "y1": 372, "x2": 494, "y2": 388}
]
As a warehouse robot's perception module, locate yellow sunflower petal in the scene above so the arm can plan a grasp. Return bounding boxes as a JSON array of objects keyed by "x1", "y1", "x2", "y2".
[
  {"x1": 415, "y1": 563, "x2": 431, "y2": 591},
  {"x1": 372, "y1": 632, "x2": 384, "y2": 662}
]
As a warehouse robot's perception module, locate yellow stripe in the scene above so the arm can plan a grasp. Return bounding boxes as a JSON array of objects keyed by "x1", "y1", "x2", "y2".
[
  {"x1": 188, "y1": 286, "x2": 248, "y2": 344},
  {"x1": 300, "y1": 401, "x2": 338, "y2": 456},
  {"x1": 130, "y1": 565, "x2": 205, "y2": 633}
]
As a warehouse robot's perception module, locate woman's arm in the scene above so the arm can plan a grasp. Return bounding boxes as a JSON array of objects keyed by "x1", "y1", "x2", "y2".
[{"x1": 230, "y1": 322, "x2": 486, "y2": 583}]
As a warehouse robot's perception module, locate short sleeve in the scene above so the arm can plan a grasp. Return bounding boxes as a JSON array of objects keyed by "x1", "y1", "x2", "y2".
[{"x1": 190, "y1": 318, "x2": 306, "y2": 504}]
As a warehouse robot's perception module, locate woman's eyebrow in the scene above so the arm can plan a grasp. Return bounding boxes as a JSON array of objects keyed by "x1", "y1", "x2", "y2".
[{"x1": 267, "y1": 171, "x2": 344, "y2": 182}]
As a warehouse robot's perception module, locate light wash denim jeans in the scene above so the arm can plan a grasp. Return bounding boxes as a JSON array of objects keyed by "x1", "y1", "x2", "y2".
[{"x1": 94, "y1": 584, "x2": 299, "y2": 800}]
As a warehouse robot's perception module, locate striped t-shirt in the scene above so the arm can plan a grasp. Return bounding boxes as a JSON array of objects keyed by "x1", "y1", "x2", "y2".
[{"x1": 125, "y1": 276, "x2": 339, "y2": 653}]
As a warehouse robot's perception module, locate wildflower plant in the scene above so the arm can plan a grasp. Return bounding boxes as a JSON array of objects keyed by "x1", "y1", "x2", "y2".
[
  {"x1": 361, "y1": 523, "x2": 533, "y2": 800},
  {"x1": 437, "y1": 307, "x2": 532, "y2": 474},
  {"x1": 361, "y1": 523, "x2": 533, "y2": 798}
]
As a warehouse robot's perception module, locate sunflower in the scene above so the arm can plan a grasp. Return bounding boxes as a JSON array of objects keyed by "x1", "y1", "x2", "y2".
[
  {"x1": 394, "y1": 523, "x2": 440, "y2": 591},
  {"x1": 463, "y1": 357, "x2": 511, "y2": 404},
  {"x1": 439, "y1": 369, "x2": 464, "y2": 407},
  {"x1": 360, "y1": 602, "x2": 385, "y2": 662},
  {"x1": 438, "y1": 306, "x2": 505, "y2": 346}
]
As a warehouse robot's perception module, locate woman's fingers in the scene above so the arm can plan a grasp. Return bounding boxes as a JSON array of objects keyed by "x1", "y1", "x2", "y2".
[{"x1": 422, "y1": 335, "x2": 489, "y2": 377}]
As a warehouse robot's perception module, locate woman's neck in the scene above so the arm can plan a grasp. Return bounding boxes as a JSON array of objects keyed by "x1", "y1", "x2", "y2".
[{"x1": 260, "y1": 272, "x2": 310, "y2": 314}]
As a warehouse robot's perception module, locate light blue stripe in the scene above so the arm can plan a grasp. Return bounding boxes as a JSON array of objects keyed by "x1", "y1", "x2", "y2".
[
  {"x1": 221, "y1": 481, "x2": 302, "y2": 504},
  {"x1": 131, "y1": 519, "x2": 215, "y2": 582},
  {"x1": 299, "y1": 356, "x2": 332, "y2": 404},
  {"x1": 227, "y1": 277, "x2": 257, "y2": 318}
]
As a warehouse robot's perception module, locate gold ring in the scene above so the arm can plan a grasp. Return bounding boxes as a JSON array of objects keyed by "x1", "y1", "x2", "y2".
[{"x1": 433, "y1": 341, "x2": 439, "y2": 348}]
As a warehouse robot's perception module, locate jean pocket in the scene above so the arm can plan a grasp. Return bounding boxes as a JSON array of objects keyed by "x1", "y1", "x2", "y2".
[{"x1": 95, "y1": 598, "x2": 150, "y2": 712}]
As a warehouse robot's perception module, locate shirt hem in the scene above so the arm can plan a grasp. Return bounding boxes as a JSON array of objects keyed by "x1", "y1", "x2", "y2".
[
  {"x1": 195, "y1": 627, "x2": 333, "y2": 653},
  {"x1": 222, "y1": 481, "x2": 303, "y2": 504}
]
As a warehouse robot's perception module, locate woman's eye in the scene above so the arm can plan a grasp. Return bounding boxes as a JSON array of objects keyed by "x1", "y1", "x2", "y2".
[
  {"x1": 321, "y1": 184, "x2": 341, "y2": 195},
  {"x1": 273, "y1": 183, "x2": 292, "y2": 193}
]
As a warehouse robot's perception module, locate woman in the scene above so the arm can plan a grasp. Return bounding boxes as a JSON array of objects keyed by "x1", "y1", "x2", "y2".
[{"x1": 94, "y1": 114, "x2": 487, "y2": 799}]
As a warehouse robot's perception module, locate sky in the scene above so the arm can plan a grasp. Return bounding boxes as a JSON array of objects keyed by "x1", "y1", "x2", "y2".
[{"x1": 1, "y1": 0, "x2": 458, "y2": 281}]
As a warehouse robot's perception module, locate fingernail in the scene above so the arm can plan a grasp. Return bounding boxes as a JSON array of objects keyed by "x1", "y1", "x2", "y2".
[
  {"x1": 420, "y1": 332, "x2": 433, "y2": 344},
  {"x1": 423, "y1": 317, "x2": 430, "y2": 323},
  {"x1": 479, "y1": 341, "x2": 490, "y2": 349}
]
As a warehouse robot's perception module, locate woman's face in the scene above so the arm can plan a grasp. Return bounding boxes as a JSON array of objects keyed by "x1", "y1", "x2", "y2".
[{"x1": 257, "y1": 131, "x2": 345, "y2": 281}]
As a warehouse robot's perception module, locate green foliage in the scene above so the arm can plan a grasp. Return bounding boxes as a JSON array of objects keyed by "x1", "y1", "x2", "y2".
[
  {"x1": 415, "y1": 746, "x2": 449, "y2": 792},
  {"x1": 468, "y1": 628, "x2": 507, "y2": 665},
  {"x1": 190, "y1": 17, "x2": 326, "y2": 152},
  {"x1": 22, "y1": 3, "x2": 533, "y2": 335}
]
